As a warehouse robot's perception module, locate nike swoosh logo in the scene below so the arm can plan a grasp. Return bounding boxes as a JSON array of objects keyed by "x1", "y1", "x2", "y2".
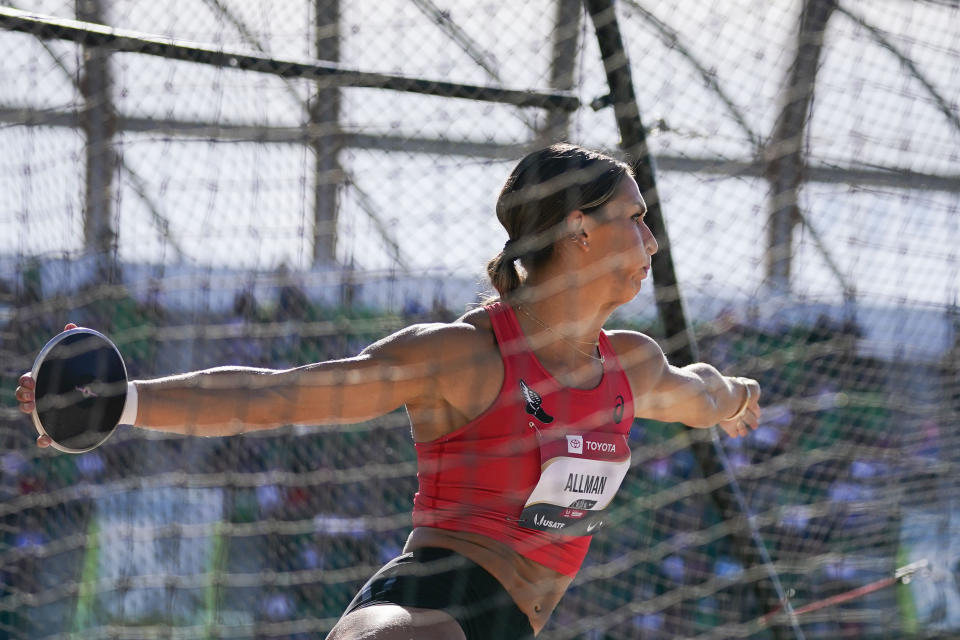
[{"x1": 586, "y1": 520, "x2": 602, "y2": 534}]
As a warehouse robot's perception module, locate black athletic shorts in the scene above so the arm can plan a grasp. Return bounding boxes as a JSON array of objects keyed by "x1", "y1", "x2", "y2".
[{"x1": 342, "y1": 547, "x2": 536, "y2": 640}]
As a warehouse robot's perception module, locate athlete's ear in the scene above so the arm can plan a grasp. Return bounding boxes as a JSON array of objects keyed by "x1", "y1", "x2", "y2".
[{"x1": 564, "y1": 210, "x2": 589, "y2": 246}]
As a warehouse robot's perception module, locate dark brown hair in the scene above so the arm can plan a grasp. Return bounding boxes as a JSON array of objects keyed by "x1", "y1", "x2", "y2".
[{"x1": 486, "y1": 143, "x2": 632, "y2": 299}]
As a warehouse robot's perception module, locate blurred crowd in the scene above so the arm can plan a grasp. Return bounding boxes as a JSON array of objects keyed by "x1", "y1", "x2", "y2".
[{"x1": 2, "y1": 283, "x2": 958, "y2": 639}]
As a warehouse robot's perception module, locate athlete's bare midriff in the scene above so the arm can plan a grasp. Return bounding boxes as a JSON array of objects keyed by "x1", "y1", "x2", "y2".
[{"x1": 404, "y1": 526, "x2": 573, "y2": 635}]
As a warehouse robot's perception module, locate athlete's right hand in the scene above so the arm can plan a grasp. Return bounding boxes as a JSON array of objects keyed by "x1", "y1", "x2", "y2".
[{"x1": 16, "y1": 323, "x2": 79, "y2": 448}]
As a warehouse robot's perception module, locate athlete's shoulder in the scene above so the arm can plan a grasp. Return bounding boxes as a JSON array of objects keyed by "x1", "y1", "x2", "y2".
[
  {"x1": 362, "y1": 307, "x2": 495, "y2": 359},
  {"x1": 604, "y1": 329, "x2": 665, "y2": 359},
  {"x1": 603, "y1": 330, "x2": 670, "y2": 385},
  {"x1": 444, "y1": 306, "x2": 497, "y2": 352},
  {"x1": 457, "y1": 305, "x2": 495, "y2": 333},
  {"x1": 411, "y1": 305, "x2": 494, "y2": 345}
]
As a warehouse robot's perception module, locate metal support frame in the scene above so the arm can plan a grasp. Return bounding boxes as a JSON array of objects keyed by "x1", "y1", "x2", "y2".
[
  {"x1": 6, "y1": 2, "x2": 957, "y2": 282},
  {"x1": 0, "y1": 6, "x2": 579, "y2": 112},
  {"x1": 541, "y1": 0, "x2": 583, "y2": 143},
  {"x1": 76, "y1": 0, "x2": 116, "y2": 282},
  {"x1": 311, "y1": 0, "x2": 341, "y2": 265},
  {"x1": 764, "y1": 0, "x2": 836, "y2": 294},
  {"x1": 4, "y1": 106, "x2": 956, "y2": 192},
  {"x1": 0, "y1": 3, "x2": 577, "y2": 269}
]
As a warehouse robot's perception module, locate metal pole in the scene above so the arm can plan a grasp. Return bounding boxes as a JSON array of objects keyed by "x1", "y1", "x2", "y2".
[
  {"x1": 541, "y1": 0, "x2": 583, "y2": 144},
  {"x1": 311, "y1": 0, "x2": 342, "y2": 265},
  {"x1": 0, "y1": 7, "x2": 580, "y2": 111},
  {"x1": 764, "y1": 0, "x2": 836, "y2": 293},
  {"x1": 4, "y1": 107, "x2": 958, "y2": 191},
  {"x1": 76, "y1": 0, "x2": 117, "y2": 282}
]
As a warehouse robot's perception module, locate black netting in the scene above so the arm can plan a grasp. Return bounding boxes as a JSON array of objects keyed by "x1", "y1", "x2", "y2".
[{"x1": 2, "y1": 1, "x2": 959, "y2": 638}]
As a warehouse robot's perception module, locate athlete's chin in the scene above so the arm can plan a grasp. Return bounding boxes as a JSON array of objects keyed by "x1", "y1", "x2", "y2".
[
  {"x1": 624, "y1": 282, "x2": 645, "y2": 302},
  {"x1": 611, "y1": 283, "x2": 642, "y2": 305},
  {"x1": 603, "y1": 272, "x2": 645, "y2": 305}
]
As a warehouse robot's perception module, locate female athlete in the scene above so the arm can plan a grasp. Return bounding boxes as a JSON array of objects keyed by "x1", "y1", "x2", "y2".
[{"x1": 17, "y1": 143, "x2": 760, "y2": 639}]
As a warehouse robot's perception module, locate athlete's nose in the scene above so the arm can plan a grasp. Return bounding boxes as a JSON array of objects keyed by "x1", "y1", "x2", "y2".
[{"x1": 643, "y1": 226, "x2": 659, "y2": 256}]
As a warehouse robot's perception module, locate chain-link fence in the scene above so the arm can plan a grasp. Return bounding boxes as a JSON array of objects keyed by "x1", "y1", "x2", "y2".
[{"x1": 1, "y1": 1, "x2": 959, "y2": 638}]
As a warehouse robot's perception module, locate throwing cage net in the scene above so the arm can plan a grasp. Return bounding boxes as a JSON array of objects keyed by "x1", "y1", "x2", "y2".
[{"x1": 1, "y1": 0, "x2": 959, "y2": 638}]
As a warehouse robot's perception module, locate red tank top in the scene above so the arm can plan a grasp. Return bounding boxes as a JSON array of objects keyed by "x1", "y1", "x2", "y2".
[{"x1": 412, "y1": 302, "x2": 635, "y2": 576}]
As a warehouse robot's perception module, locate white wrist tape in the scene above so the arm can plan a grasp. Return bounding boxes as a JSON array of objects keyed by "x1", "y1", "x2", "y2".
[
  {"x1": 119, "y1": 381, "x2": 139, "y2": 425},
  {"x1": 725, "y1": 380, "x2": 751, "y2": 421}
]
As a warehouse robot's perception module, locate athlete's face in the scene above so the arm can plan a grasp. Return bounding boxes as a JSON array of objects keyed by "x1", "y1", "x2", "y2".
[{"x1": 582, "y1": 176, "x2": 658, "y2": 302}]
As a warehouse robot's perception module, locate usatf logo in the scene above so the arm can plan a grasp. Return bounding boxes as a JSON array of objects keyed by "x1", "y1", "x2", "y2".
[
  {"x1": 566, "y1": 435, "x2": 583, "y2": 454},
  {"x1": 533, "y1": 513, "x2": 564, "y2": 529}
]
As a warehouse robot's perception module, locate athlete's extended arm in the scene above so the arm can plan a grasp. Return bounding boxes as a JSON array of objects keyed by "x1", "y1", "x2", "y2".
[
  {"x1": 607, "y1": 331, "x2": 760, "y2": 438},
  {"x1": 19, "y1": 323, "x2": 472, "y2": 439},
  {"x1": 133, "y1": 322, "x2": 478, "y2": 436}
]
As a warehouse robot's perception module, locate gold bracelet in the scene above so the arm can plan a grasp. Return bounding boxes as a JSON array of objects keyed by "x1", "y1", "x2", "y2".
[{"x1": 724, "y1": 379, "x2": 751, "y2": 421}]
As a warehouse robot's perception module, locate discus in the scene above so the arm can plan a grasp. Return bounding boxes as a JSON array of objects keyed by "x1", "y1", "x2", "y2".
[{"x1": 30, "y1": 328, "x2": 128, "y2": 453}]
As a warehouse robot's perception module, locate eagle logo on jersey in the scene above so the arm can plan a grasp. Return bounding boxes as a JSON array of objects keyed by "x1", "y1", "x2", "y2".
[{"x1": 519, "y1": 379, "x2": 554, "y2": 423}]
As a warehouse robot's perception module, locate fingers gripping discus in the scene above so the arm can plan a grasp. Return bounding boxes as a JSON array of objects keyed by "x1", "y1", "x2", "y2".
[{"x1": 31, "y1": 328, "x2": 129, "y2": 453}]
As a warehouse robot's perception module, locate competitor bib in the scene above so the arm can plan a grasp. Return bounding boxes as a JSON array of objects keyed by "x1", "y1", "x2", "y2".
[{"x1": 519, "y1": 430, "x2": 631, "y2": 536}]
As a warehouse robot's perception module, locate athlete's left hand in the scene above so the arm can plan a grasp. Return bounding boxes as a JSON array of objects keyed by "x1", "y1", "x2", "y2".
[{"x1": 717, "y1": 377, "x2": 761, "y2": 439}]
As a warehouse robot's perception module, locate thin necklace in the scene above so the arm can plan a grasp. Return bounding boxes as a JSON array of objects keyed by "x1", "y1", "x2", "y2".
[{"x1": 517, "y1": 305, "x2": 605, "y2": 364}]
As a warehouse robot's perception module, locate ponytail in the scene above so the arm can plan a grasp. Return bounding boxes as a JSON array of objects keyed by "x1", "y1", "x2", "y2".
[{"x1": 486, "y1": 242, "x2": 522, "y2": 300}]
